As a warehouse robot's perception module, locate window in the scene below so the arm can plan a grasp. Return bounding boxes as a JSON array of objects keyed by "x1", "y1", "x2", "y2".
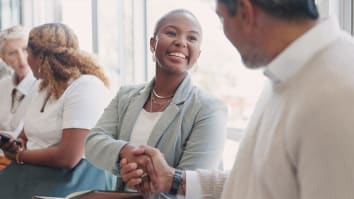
[
  {"x1": 317, "y1": 0, "x2": 353, "y2": 34},
  {"x1": 0, "y1": 0, "x2": 22, "y2": 29},
  {"x1": 20, "y1": 0, "x2": 142, "y2": 94},
  {"x1": 62, "y1": 0, "x2": 92, "y2": 52}
]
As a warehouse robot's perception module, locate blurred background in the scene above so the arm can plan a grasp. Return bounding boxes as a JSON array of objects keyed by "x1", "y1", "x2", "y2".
[{"x1": 1, "y1": 0, "x2": 353, "y2": 170}]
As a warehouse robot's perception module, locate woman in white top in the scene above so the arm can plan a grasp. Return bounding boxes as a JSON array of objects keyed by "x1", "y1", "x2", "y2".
[
  {"x1": 0, "y1": 25, "x2": 37, "y2": 169},
  {"x1": 0, "y1": 23, "x2": 114, "y2": 199}
]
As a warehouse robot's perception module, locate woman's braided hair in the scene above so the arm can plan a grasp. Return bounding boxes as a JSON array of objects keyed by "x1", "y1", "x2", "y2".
[{"x1": 28, "y1": 23, "x2": 109, "y2": 99}]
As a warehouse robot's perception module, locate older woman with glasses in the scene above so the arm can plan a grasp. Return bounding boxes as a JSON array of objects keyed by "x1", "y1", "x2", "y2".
[{"x1": 0, "y1": 25, "x2": 37, "y2": 170}]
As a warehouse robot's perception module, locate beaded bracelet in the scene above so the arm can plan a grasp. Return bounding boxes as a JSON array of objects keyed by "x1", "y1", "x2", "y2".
[
  {"x1": 169, "y1": 169, "x2": 183, "y2": 195},
  {"x1": 16, "y1": 147, "x2": 24, "y2": 165}
]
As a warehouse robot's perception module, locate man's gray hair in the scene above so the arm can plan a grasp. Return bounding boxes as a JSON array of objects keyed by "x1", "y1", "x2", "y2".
[{"x1": 218, "y1": 0, "x2": 319, "y2": 20}]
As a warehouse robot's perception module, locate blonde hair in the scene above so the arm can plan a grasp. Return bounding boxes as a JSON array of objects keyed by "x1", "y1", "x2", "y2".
[
  {"x1": 0, "y1": 25, "x2": 28, "y2": 55},
  {"x1": 28, "y1": 23, "x2": 109, "y2": 99}
]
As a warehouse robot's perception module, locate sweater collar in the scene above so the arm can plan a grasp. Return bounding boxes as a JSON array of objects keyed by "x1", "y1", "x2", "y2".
[{"x1": 264, "y1": 17, "x2": 341, "y2": 84}]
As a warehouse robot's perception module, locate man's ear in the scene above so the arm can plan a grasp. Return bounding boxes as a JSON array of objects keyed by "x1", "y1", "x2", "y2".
[
  {"x1": 150, "y1": 37, "x2": 155, "y2": 53},
  {"x1": 238, "y1": 0, "x2": 256, "y2": 33}
]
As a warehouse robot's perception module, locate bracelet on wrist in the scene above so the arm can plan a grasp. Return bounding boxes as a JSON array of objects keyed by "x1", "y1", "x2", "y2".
[
  {"x1": 16, "y1": 147, "x2": 24, "y2": 165},
  {"x1": 169, "y1": 169, "x2": 183, "y2": 195}
]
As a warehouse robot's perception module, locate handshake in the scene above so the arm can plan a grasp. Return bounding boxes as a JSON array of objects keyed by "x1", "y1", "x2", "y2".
[{"x1": 119, "y1": 144, "x2": 185, "y2": 198}]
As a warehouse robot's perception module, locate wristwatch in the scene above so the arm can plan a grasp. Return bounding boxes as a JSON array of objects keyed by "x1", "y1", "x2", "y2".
[{"x1": 169, "y1": 169, "x2": 183, "y2": 195}]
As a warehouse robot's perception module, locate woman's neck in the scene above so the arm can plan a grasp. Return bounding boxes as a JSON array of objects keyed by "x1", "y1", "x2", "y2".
[{"x1": 153, "y1": 73, "x2": 187, "y2": 97}]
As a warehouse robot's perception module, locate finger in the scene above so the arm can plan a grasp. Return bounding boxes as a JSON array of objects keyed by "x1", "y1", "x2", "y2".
[
  {"x1": 9, "y1": 140, "x2": 19, "y2": 152},
  {"x1": 134, "y1": 181, "x2": 145, "y2": 193},
  {"x1": 2, "y1": 141, "x2": 11, "y2": 151},
  {"x1": 121, "y1": 168, "x2": 144, "y2": 183},
  {"x1": 136, "y1": 155, "x2": 151, "y2": 171},
  {"x1": 120, "y1": 144, "x2": 137, "y2": 161},
  {"x1": 135, "y1": 146, "x2": 160, "y2": 173},
  {"x1": 120, "y1": 158, "x2": 128, "y2": 165},
  {"x1": 135, "y1": 179, "x2": 151, "y2": 199},
  {"x1": 119, "y1": 158, "x2": 128, "y2": 170},
  {"x1": 16, "y1": 138, "x2": 25, "y2": 147},
  {"x1": 132, "y1": 146, "x2": 145, "y2": 155},
  {"x1": 135, "y1": 149, "x2": 158, "y2": 189},
  {"x1": 143, "y1": 155, "x2": 156, "y2": 180},
  {"x1": 120, "y1": 162, "x2": 138, "y2": 176},
  {"x1": 142, "y1": 179, "x2": 151, "y2": 196},
  {"x1": 140, "y1": 146, "x2": 159, "y2": 158},
  {"x1": 135, "y1": 180, "x2": 147, "y2": 194},
  {"x1": 3, "y1": 140, "x2": 18, "y2": 152},
  {"x1": 126, "y1": 178, "x2": 143, "y2": 189},
  {"x1": 149, "y1": 180, "x2": 157, "y2": 194}
]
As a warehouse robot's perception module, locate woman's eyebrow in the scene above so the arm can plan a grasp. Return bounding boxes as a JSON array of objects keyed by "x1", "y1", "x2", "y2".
[{"x1": 163, "y1": 25, "x2": 201, "y2": 35}]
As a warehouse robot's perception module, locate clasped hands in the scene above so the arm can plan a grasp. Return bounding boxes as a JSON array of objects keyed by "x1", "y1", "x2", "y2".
[
  {"x1": 0, "y1": 131, "x2": 25, "y2": 161},
  {"x1": 119, "y1": 144, "x2": 175, "y2": 198}
]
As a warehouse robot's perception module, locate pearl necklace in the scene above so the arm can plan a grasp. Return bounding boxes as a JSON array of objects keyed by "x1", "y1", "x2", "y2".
[{"x1": 152, "y1": 89, "x2": 174, "y2": 99}]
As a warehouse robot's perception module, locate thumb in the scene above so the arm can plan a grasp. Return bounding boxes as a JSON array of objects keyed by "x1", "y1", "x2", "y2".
[
  {"x1": 132, "y1": 145, "x2": 147, "y2": 156},
  {"x1": 133, "y1": 145, "x2": 159, "y2": 157},
  {"x1": 137, "y1": 145, "x2": 159, "y2": 158}
]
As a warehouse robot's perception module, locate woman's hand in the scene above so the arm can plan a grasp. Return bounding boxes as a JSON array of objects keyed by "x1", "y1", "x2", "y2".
[
  {"x1": 119, "y1": 144, "x2": 154, "y2": 198},
  {"x1": 120, "y1": 145, "x2": 178, "y2": 195},
  {"x1": 0, "y1": 132, "x2": 18, "y2": 153},
  {"x1": 119, "y1": 144, "x2": 154, "y2": 177},
  {"x1": 0, "y1": 132, "x2": 24, "y2": 161},
  {"x1": 120, "y1": 158, "x2": 152, "y2": 198}
]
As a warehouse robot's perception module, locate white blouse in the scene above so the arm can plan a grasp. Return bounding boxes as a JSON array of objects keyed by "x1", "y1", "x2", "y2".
[
  {"x1": 0, "y1": 72, "x2": 37, "y2": 136},
  {"x1": 129, "y1": 109, "x2": 162, "y2": 145},
  {"x1": 24, "y1": 75, "x2": 110, "y2": 150}
]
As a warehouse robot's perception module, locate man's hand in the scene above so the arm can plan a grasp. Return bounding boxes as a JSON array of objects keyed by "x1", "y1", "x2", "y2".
[{"x1": 132, "y1": 145, "x2": 175, "y2": 193}]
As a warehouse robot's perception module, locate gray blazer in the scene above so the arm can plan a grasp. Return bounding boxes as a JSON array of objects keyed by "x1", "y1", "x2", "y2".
[{"x1": 85, "y1": 75, "x2": 227, "y2": 196}]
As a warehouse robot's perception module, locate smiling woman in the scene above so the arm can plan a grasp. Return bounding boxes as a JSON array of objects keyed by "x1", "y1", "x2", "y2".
[
  {"x1": 151, "y1": 9, "x2": 202, "y2": 77},
  {"x1": 85, "y1": 9, "x2": 227, "y2": 199}
]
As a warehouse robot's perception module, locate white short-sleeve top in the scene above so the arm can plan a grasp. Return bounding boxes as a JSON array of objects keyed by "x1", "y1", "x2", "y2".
[
  {"x1": 0, "y1": 72, "x2": 37, "y2": 136},
  {"x1": 24, "y1": 74, "x2": 110, "y2": 150}
]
